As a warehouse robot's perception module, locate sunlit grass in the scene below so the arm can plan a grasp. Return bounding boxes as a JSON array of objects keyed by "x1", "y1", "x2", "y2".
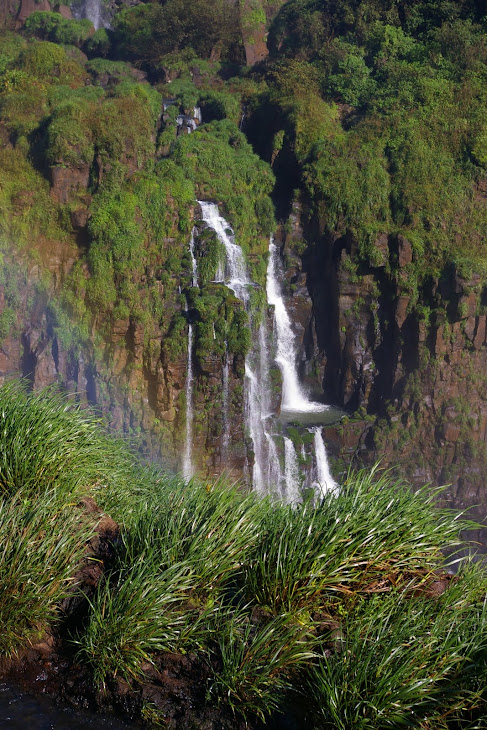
[
  {"x1": 243, "y1": 466, "x2": 471, "y2": 614},
  {"x1": 307, "y1": 563, "x2": 487, "y2": 729},
  {"x1": 1, "y1": 383, "x2": 486, "y2": 726},
  {"x1": 0, "y1": 490, "x2": 95, "y2": 655}
]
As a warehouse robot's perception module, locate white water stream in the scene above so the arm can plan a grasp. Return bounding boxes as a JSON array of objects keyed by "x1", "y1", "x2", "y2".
[
  {"x1": 182, "y1": 229, "x2": 198, "y2": 480},
  {"x1": 73, "y1": 0, "x2": 105, "y2": 30},
  {"x1": 284, "y1": 437, "x2": 300, "y2": 504},
  {"x1": 312, "y1": 427, "x2": 338, "y2": 495},
  {"x1": 267, "y1": 240, "x2": 328, "y2": 414},
  {"x1": 266, "y1": 238, "x2": 337, "y2": 498}
]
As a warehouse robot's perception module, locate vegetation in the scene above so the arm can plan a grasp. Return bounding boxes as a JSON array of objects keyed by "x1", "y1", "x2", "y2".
[
  {"x1": 253, "y1": 0, "x2": 487, "y2": 292},
  {"x1": 0, "y1": 382, "x2": 104, "y2": 654},
  {"x1": 1, "y1": 383, "x2": 486, "y2": 728}
]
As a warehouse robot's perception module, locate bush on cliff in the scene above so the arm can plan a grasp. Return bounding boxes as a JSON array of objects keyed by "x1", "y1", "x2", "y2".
[
  {"x1": 112, "y1": 0, "x2": 242, "y2": 72},
  {"x1": 24, "y1": 11, "x2": 94, "y2": 48}
]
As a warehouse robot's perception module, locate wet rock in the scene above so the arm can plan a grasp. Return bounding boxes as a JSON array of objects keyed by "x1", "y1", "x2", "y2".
[
  {"x1": 17, "y1": 0, "x2": 51, "y2": 24},
  {"x1": 371, "y1": 233, "x2": 389, "y2": 268},
  {"x1": 397, "y1": 234, "x2": 413, "y2": 267},
  {"x1": 50, "y1": 165, "x2": 91, "y2": 205},
  {"x1": 240, "y1": 0, "x2": 269, "y2": 66}
]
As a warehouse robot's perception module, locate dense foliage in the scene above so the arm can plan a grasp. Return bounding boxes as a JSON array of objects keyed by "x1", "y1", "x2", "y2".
[
  {"x1": 2, "y1": 0, "x2": 485, "y2": 366},
  {"x1": 243, "y1": 1, "x2": 485, "y2": 288}
]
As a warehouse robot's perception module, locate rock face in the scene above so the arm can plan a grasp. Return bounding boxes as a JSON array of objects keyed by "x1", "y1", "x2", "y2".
[
  {"x1": 279, "y1": 208, "x2": 487, "y2": 532},
  {"x1": 240, "y1": 0, "x2": 269, "y2": 66},
  {"x1": 16, "y1": 0, "x2": 51, "y2": 25},
  {"x1": 0, "y1": 214, "x2": 248, "y2": 480}
]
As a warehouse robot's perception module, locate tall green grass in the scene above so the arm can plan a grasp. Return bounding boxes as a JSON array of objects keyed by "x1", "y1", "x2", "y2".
[
  {"x1": 1, "y1": 383, "x2": 486, "y2": 726},
  {"x1": 0, "y1": 381, "x2": 121, "y2": 499},
  {"x1": 0, "y1": 491, "x2": 94, "y2": 654},
  {"x1": 244, "y1": 466, "x2": 470, "y2": 614},
  {"x1": 207, "y1": 609, "x2": 316, "y2": 721},
  {"x1": 307, "y1": 564, "x2": 487, "y2": 729}
]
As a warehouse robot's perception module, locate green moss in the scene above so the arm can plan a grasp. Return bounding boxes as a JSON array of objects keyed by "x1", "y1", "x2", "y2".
[
  {"x1": 19, "y1": 39, "x2": 85, "y2": 83},
  {"x1": 0, "y1": 146, "x2": 67, "y2": 246},
  {"x1": 86, "y1": 58, "x2": 134, "y2": 83},
  {"x1": 199, "y1": 89, "x2": 242, "y2": 125},
  {"x1": 47, "y1": 97, "x2": 95, "y2": 166},
  {"x1": 171, "y1": 119, "x2": 275, "y2": 264}
]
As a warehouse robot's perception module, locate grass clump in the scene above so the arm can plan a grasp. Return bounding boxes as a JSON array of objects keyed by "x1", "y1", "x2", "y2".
[
  {"x1": 0, "y1": 381, "x2": 117, "y2": 499},
  {"x1": 207, "y1": 610, "x2": 315, "y2": 721},
  {"x1": 0, "y1": 491, "x2": 94, "y2": 655},
  {"x1": 244, "y1": 466, "x2": 466, "y2": 614},
  {"x1": 0, "y1": 382, "x2": 116, "y2": 654},
  {"x1": 308, "y1": 566, "x2": 487, "y2": 729}
]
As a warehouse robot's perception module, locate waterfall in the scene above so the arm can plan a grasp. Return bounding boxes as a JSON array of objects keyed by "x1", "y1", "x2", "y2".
[
  {"x1": 222, "y1": 346, "x2": 230, "y2": 459},
  {"x1": 198, "y1": 203, "x2": 250, "y2": 303},
  {"x1": 267, "y1": 239, "x2": 328, "y2": 414},
  {"x1": 199, "y1": 202, "x2": 282, "y2": 493},
  {"x1": 182, "y1": 315, "x2": 194, "y2": 481},
  {"x1": 197, "y1": 202, "x2": 337, "y2": 501},
  {"x1": 188, "y1": 227, "x2": 198, "y2": 286},
  {"x1": 72, "y1": 0, "x2": 106, "y2": 30},
  {"x1": 182, "y1": 228, "x2": 198, "y2": 481},
  {"x1": 312, "y1": 427, "x2": 338, "y2": 496},
  {"x1": 284, "y1": 437, "x2": 300, "y2": 504},
  {"x1": 245, "y1": 364, "x2": 265, "y2": 492},
  {"x1": 267, "y1": 237, "x2": 338, "y2": 500}
]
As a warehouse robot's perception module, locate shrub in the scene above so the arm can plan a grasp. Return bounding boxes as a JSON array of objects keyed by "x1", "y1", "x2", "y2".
[{"x1": 24, "y1": 11, "x2": 94, "y2": 47}]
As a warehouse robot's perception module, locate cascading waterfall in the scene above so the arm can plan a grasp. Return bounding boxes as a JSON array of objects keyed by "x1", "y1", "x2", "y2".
[
  {"x1": 267, "y1": 239, "x2": 328, "y2": 415},
  {"x1": 258, "y1": 323, "x2": 282, "y2": 489},
  {"x1": 72, "y1": 0, "x2": 106, "y2": 30},
  {"x1": 199, "y1": 202, "x2": 282, "y2": 492},
  {"x1": 196, "y1": 202, "x2": 337, "y2": 501},
  {"x1": 284, "y1": 437, "x2": 300, "y2": 504},
  {"x1": 182, "y1": 228, "x2": 198, "y2": 480},
  {"x1": 199, "y1": 203, "x2": 250, "y2": 303},
  {"x1": 312, "y1": 427, "x2": 338, "y2": 495},
  {"x1": 267, "y1": 237, "x2": 337, "y2": 500}
]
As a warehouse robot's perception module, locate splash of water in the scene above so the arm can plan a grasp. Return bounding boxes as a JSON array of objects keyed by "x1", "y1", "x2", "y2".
[{"x1": 284, "y1": 437, "x2": 301, "y2": 504}]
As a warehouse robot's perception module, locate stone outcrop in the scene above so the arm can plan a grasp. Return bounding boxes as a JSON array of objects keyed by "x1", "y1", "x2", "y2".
[
  {"x1": 16, "y1": 0, "x2": 51, "y2": 25},
  {"x1": 240, "y1": 0, "x2": 269, "y2": 66}
]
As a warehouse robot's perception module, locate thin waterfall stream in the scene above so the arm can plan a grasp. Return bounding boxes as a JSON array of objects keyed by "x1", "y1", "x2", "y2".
[
  {"x1": 72, "y1": 0, "x2": 107, "y2": 30},
  {"x1": 182, "y1": 228, "x2": 198, "y2": 480},
  {"x1": 312, "y1": 426, "x2": 337, "y2": 496}
]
